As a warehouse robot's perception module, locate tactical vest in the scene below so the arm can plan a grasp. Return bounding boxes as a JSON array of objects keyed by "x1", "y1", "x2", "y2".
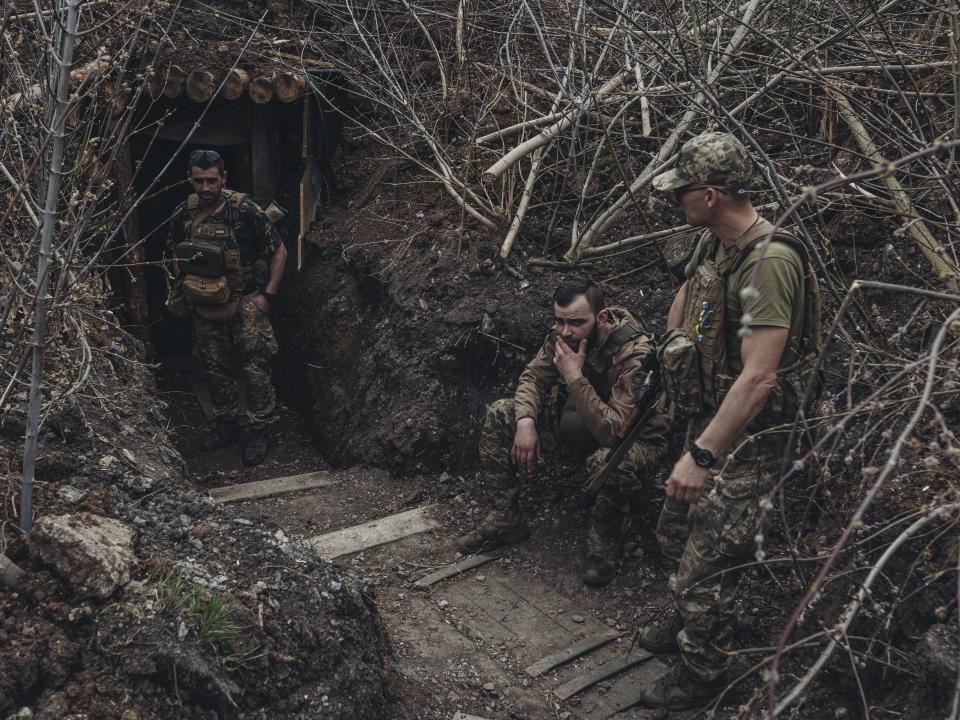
[
  {"x1": 556, "y1": 321, "x2": 648, "y2": 453},
  {"x1": 176, "y1": 190, "x2": 248, "y2": 322},
  {"x1": 659, "y1": 224, "x2": 822, "y2": 420}
]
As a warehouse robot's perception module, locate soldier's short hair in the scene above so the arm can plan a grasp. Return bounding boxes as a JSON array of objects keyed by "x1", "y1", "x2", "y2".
[
  {"x1": 188, "y1": 149, "x2": 225, "y2": 175},
  {"x1": 554, "y1": 277, "x2": 604, "y2": 314}
]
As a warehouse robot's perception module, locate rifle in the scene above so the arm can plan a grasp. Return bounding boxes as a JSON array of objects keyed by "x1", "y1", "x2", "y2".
[{"x1": 583, "y1": 352, "x2": 661, "y2": 498}]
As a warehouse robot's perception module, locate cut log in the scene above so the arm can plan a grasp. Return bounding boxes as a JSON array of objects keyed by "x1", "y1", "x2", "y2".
[
  {"x1": 553, "y1": 650, "x2": 652, "y2": 701},
  {"x1": 104, "y1": 79, "x2": 130, "y2": 116},
  {"x1": 275, "y1": 71, "x2": 306, "y2": 102},
  {"x1": 163, "y1": 65, "x2": 187, "y2": 99},
  {"x1": 249, "y1": 76, "x2": 275, "y2": 104},
  {"x1": 220, "y1": 68, "x2": 249, "y2": 101},
  {"x1": 186, "y1": 70, "x2": 215, "y2": 103}
]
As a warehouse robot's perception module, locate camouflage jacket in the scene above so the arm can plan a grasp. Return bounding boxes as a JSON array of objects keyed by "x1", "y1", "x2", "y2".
[{"x1": 513, "y1": 307, "x2": 669, "y2": 448}]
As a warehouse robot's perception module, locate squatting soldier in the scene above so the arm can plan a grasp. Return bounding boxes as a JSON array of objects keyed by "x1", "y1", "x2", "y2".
[
  {"x1": 635, "y1": 132, "x2": 821, "y2": 710},
  {"x1": 166, "y1": 149, "x2": 288, "y2": 466},
  {"x1": 457, "y1": 278, "x2": 669, "y2": 586}
]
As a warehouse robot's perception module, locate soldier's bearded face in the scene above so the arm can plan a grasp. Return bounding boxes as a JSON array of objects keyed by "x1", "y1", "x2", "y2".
[
  {"x1": 189, "y1": 166, "x2": 227, "y2": 206},
  {"x1": 554, "y1": 295, "x2": 598, "y2": 351}
]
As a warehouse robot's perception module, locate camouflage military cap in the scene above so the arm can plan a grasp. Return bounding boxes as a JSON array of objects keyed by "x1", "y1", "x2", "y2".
[{"x1": 652, "y1": 132, "x2": 753, "y2": 191}]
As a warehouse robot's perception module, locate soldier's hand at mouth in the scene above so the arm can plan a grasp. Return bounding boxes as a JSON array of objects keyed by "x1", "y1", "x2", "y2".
[
  {"x1": 554, "y1": 337, "x2": 587, "y2": 384},
  {"x1": 665, "y1": 452, "x2": 711, "y2": 504},
  {"x1": 512, "y1": 418, "x2": 542, "y2": 473}
]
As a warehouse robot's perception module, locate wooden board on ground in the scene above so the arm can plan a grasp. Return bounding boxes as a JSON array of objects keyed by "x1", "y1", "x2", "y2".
[
  {"x1": 524, "y1": 629, "x2": 622, "y2": 677},
  {"x1": 578, "y1": 657, "x2": 671, "y2": 720},
  {"x1": 414, "y1": 554, "x2": 500, "y2": 590},
  {"x1": 553, "y1": 649, "x2": 653, "y2": 701},
  {"x1": 309, "y1": 504, "x2": 440, "y2": 558},
  {"x1": 452, "y1": 713, "x2": 491, "y2": 720},
  {"x1": 209, "y1": 470, "x2": 338, "y2": 504}
]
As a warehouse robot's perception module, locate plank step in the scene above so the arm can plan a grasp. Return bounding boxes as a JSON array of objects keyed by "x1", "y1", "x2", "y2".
[
  {"x1": 524, "y1": 629, "x2": 622, "y2": 677},
  {"x1": 414, "y1": 554, "x2": 500, "y2": 590},
  {"x1": 310, "y1": 504, "x2": 440, "y2": 559},
  {"x1": 209, "y1": 470, "x2": 338, "y2": 504},
  {"x1": 553, "y1": 650, "x2": 652, "y2": 701}
]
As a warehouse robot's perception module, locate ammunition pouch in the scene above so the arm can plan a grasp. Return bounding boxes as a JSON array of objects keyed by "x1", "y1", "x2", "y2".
[
  {"x1": 182, "y1": 274, "x2": 230, "y2": 305},
  {"x1": 175, "y1": 240, "x2": 225, "y2": 278},
  {"x1": 657, "y1": 328, "x2": 702, "y2": 416}
]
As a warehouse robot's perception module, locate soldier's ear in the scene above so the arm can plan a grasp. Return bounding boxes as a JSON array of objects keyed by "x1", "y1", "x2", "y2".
[
  {"x1": 222, "y1": 170, "x2": 229, "y2": 184},
  {"x1": 597, "y1": 309, "x2": 610, "y2": 324}
]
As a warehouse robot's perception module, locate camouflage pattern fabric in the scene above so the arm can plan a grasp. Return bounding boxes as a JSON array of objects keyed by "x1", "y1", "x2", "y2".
[
  {"x1": 655, "y1": 424, "x2": 784, "y2": 682},
  {"x1": 192, "y1": 293, "x2": 279, "y2": 428},
  {"x1": 480, "y1": 398, "x2": 665, "y2": 557},
  {"x1": 652, "y1": 132, "x2": 753, "y2": 191}
]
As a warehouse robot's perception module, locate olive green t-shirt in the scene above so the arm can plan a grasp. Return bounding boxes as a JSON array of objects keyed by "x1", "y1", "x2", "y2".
[{"x1": 684, "y1": 217, "x2": 806, "y2": 375}]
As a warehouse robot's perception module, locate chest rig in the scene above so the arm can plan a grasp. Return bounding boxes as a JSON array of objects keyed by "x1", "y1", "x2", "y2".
[
  {"x1": 659, "y1": 224, "x2": 821, "y2": 420},
  {"x1": 556, "y1": 321, "x2": 647, "y2": 453},
  {"x1": 176, "y1": 190, "x2": 247, "y2": 322}
]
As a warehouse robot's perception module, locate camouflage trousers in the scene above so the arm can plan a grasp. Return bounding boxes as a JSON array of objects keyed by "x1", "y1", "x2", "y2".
[
  {"x1": 192, "y1": 293, "x2": 279, "y2": 429},
  {"x1": 655, "y1": 420, "x2": 784, "y2": 682},
  {"x1": 480, "y1": 398, "x2": 665, "y2": 556}
]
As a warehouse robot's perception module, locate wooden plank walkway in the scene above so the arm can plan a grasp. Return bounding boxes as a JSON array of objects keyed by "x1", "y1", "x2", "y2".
[
  {"x1": 309, "y1": 504, "x2": 440, "y2": 559},
  {"x1": 414, "y1": 554, "x2": 500, "y2": 590},
  {"x1": 553, "y1": 650, "x2": 652, "y2": 701},
  {"x1": 209, "y1": 470, "x2": 338, "y2": 504},
  {"x1": 524, "y1": 629, "x2": 622, "y2": 677}
]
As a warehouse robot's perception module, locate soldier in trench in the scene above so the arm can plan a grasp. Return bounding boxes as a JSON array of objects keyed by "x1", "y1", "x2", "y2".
[
  {"x1": 457, "y1": 277, "x2": 669, "y2": 587},
  {"x1": 165, "y1": 149, "x2": 287, "y2": 466},
  {"x1": 634, "y1": 132, "x2": 821, "y2": 710}
]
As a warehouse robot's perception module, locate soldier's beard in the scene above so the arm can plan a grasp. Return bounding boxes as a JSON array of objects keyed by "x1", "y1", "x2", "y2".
[{"x1": 562, "y1": 323, "x2": 600, "y2": 351}]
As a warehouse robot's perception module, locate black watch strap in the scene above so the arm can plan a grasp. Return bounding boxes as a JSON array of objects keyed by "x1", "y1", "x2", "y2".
[
  {"x1": 691, "y1": 443, "x2": 717, "y2": 469},
  {"x1": 261, "y1": 290, "x2": 277, "y2": 303}
]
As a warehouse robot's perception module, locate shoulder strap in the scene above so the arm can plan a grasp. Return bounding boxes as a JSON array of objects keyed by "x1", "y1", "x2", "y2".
[
  {"x1": 595, "y1": 322, "x2": 645, "y2": 370},
  {"x1": 186, "y1": 194, "x2": 200, "y2": 212}
]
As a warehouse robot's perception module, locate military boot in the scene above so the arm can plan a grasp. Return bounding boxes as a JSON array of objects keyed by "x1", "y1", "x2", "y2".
[
  {"x1": 200, "y1": 419, "x2": 239, "y2": 451},
  {"x1": 636, "y1": 607, "x2": 682, "y2": 653},
  {"x1": 584, "y1": 497, "x2": 626, "y2": 586},
  {"x1": 636, "y1": 664, "x2": 728, "y2": 711},
  {"x1": 241, "y1": 426, "x2": 269, "y2": 466},
  {"x1": 457, "y1": 509, "x2": 529, "y2": 554}
]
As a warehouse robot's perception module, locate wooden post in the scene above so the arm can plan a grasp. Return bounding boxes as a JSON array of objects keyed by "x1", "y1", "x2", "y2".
[
  {"x1": 249, "y1": 75, "x2": 274, "y2": 104},
  {"x1": 185, "y1": 70, "x2": 215, "y2": 103},
  {"x1": 220, "y1": 68, "x2": 249, "y2": 100},
  {"x1": 275, "y1": 72, "x2": 305, "y2": 102},
  {"x1": 114, "y1": 141, "x2": 150, "y2": 350},
  {"x1": 163, "y1": 64, "x2": 186, "y2": 98},
  {"x1": 250, "y1": 105, "x2": 276, "y2": 203}
]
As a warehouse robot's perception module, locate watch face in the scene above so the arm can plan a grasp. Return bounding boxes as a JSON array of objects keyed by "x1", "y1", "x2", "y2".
[{"x1": 693, "y1": 446, "x2": 714, "y2": 468}]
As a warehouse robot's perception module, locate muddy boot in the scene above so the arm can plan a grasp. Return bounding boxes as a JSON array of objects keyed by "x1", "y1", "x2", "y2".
[
  {"x1": 457, "y1": 509, "x2": 529, "y2": 554},
  {"x1": 584, "y1": 495, "x2": 626, "y2": 586},
  {"x1": 200, "y1": 419, "x2": 238, "y2": 451},
  {"x1": 637, "y1": 607, "x2": 683, "y2": 653},
  {"x1": 241, "y1": 425, "x2": 269, "y2": 466},
  {"x1": 636, "y1": 664, "x2": 728, "y2": 711},
  {"x1": 582, "y1": 553, "x2": 616, "y2": 587}
]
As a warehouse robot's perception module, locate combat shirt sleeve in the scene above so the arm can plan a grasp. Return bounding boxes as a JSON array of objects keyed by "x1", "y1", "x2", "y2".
[
  {"x1": 237, "y1": 198, "x2": 282, "y2": 257},
  {"x1": 737, "y1": 241, "x2": 802, "y2": 329},
  {"x1": 165, "y1": 204, "x2": 187, "y2": 256},
  {"x1": 513, "y1": 333, "x2": 560, "y2": 425},
  {"x1": 565, "y1": 334, "x2": 669, "y2": 447}
]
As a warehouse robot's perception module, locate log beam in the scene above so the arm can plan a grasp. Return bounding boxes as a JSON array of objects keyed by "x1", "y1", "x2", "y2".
[
  {"x1": 249, "y1": 76, "x2": 275, "y2": 104},
  {"x1": 186, "y1": 70, "x2": 215, "y2": 103},
  {"x1": 275, "y1": 71, "x2": 305, "y2": 102},
  {"x1": 163, "y1": 65, "x2": 186, "y2": 99},
  {"x1": 220, "y1": 68, "x2": 249, "y2": 101}
]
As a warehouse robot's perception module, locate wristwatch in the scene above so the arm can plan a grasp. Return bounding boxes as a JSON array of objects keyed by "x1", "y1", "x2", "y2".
[
  {"x1": 260, "y1": 290, "x2": 278, "y2": 303},
  {"x1": 690, "y1": 443, "x2": 717, "y2": 469}
]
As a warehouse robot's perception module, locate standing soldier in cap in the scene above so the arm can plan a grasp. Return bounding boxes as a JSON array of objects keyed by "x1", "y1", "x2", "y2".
[
  {"x1": 635, "y1": 132, "x2": 821, "y2": 709},
  {"x1": 166, "y1": 149, "x2": 288, "y2": 466}
]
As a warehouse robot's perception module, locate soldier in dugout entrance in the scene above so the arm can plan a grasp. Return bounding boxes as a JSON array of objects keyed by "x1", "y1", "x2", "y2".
[
  {"x1": 457, "y1": 278, "x2": 669, "y2": 586},
  {"x1": 165, "y1": 149, "x2": 287, "y2": 466}
]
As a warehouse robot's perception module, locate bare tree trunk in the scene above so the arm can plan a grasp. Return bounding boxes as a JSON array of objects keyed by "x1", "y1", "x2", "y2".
[{"x1": 20, "y1": 0, "x2": 80, "y2": 533}]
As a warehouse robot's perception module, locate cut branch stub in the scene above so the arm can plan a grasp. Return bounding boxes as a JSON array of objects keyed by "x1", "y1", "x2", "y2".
[
  {"x1": 103, "y1": 79, "x2": 130, "y2": 115},
  {"x1": 163, "y1": 64, "x2": 186, "y2": 99},
  {"x1": 249, "y1": 75, "x2": 275, "y2": 104},
  {"x1": 220, "y1": 67, "x2": 249, "y2": 101},
  {"x1": 186, "y1": 70, "x2": 215, "y2": 103},
  {"x1": 275, "y1": 72, "x2": 306, "y2": 102}
]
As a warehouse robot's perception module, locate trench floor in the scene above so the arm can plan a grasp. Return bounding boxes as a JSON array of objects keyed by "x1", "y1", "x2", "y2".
[{"x1": 159, "y1": 360, "x2": 724, "y2": 720}]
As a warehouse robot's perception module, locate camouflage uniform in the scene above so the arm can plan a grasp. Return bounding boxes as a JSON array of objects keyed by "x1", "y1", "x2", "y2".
[
  {"x1": 167, "y1": 194, "x2": 282, "y2": 429},
  {"x1": 651, "y1": 132, "x2": 817, "y2": 685},
  {"x1": 478, "y1": 308, "x2": 669, "y2": 558}
]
